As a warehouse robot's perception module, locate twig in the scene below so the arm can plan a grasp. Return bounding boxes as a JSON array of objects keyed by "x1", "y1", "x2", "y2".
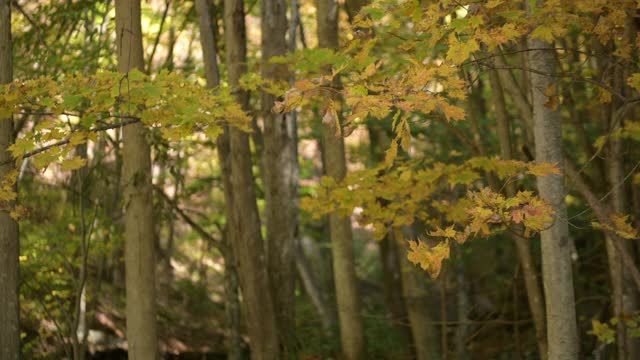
[
  {"x1": 1, "y1": 117, "x2": 140, "y2": 165},
  {"x1": 153, "y1": 184, "x2": 224, "y2": 252}
]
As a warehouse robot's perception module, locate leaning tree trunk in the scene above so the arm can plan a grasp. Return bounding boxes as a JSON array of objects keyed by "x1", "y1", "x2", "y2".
[
  {"x1": 0, "y1": 0, "x2": 20, "y2": 358},
  {"x1": 223, "y1": 0, "x2": 280, "y2": 358},
  {"x1": 260, "y1": 0, "x2": 298, "y2": 355},
  {"x1": 527, "y1": 3, "x2": 579, "y2": 359},
  {"x1": 316, "y1": 0, "x2": 365, "y2": 358},
  {"x1": 115, "y1": 1, "x2": 159, "y2": 358}
]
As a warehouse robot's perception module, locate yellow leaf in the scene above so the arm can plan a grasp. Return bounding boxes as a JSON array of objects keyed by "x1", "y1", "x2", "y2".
[
  {"x1": 400, "y1": 119, "x2": 411, "y2": 151},
  {"x1": 485, "y1": 0, "x2": 504, "y2": 9},
  {"x1": 446, "y1": 37, "x2": 480, "y2": 64},
  {"x1": 527, "y1": 162, "x2": 561, "y2": 176},
  {"x1": 406, "y1": 239, "x2": 450, "y2": 277},
  {"x1": 69, "y1": 132, "x2": 88, "y2": 146},
  {"x1": 627, "y1": 73, "x2": 640, "y2": 92},
  {"x1": 293, "y1": 79, "x2": 316, "y2": 92},
  {"x1": 60, "y1": 157, "x2": 87, "y2": 171},
  {"x1": 439, "y1": 102, "x2": 465, "y2": 121},
  {"x1": 609, "y1": 213, "x2": 638, "y2": 240},
  {"x1": 429, "y1": 226, "x2": 457, "y2": 238},
  {"x1": 531, "y1": 25, "x2": 554, "y2": 43},
  {"x1": 384, "y1": 140, "x2": 398, "y2": 168}
]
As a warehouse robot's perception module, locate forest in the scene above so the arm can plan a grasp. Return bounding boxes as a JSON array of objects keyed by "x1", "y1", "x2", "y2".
[{"x1": 1, "y1": 0, "x2": 639, "y2": 359}]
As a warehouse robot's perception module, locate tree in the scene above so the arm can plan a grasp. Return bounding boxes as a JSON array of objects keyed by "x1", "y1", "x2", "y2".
[
  {"x1": 194, "y1": 0, "x2": 242, "y2": 358},
  {"x1": 223, "y1": 0, "x2": 280, "y2": 358},
  {"x1": 115, "y1": 0, "x2": 159, "y2": 358},
  {"x1": 527, "y1": 1, "x2": 578, "y2": 358},
  {"x1": 316, "y1": 0, "x2": 365, "y2": 358},
  {"x1": 260, "y1": 0, "x2": 298, "y2": 354},
  {"x1": 488, "y1": 68, "x2": 548, "y2": 358},
  {"x1": 0, "y1": 0, "x2": 20, "y2": 358}
]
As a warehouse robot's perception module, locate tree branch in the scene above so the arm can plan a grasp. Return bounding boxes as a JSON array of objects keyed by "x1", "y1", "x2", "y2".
[
  {"x1": 564, "y1": 156, "x2": 640, "y2": 290},
  {"x1": 153, "y1": 184, "x2": 224, "y2": 252}
]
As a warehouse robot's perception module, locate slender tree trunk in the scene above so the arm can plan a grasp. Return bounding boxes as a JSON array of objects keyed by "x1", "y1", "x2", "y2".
[
  {"x1": 295, "y1": 241, "x2": 337, "y2": 332},
  {"x1": 260, "y1": 0, "x2": 298, "y2": 354},
  {"x1": 527, "y1": 4, "x2": 578, "y2": 358},
  {"x1": 367, "y1": 124, "x2": 420, "y2": 357},
  {"x1": 608, "y1": 11, "x2": 638, "y2": 358},
  {"x1": 115, "y1": 1, "x2": 159, "y2": 358},
  {"x1": 488, "y1": 68, "x2": 548, "y2": 359},
  {"x1": 453, "y1": 247, "x2": 469, "y2": 360},
  {"x1": 0, "y1": 0, "x2": 20, "y2": 358},
  {"x1": 316, "y1": 1, "x2": 365, "y2": 358},
  {"x1": 196, "y1": 0, "x2": 220, "y2": 87},
  {"x1": 394, "y1": 227, "x2": 440, "y2": 360},
  {"x1": 194, "y1": 1, "x2": 242, "y2": 358},
  {"x1": 71, "y1": 144, "x2": 90, "y2": 360},
  {"x1": 378, "y1": 235, "x2": 412, "y2": 350},
  {"x1": 224, "y1": 0, "x2": 280, "y2": 358}
]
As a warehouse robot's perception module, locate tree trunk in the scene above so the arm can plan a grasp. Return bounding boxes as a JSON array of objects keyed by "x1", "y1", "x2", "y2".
[
  {"x1": 316, "y1": 1, "x2": 365, "y2": 358},
  {"x1": 195, "y1": 0, "x2": 220, "y2": 87},
  {"x1": 527, "y1": 4, "x2": 579, "y2": 358},
  {"x1": 488, "y1": 68, "x2": 548, "y2": 359},
  {"x1": 379, "y1": 233, "x2": 413, "y2": 352},
  {"x1": 0, "y1": 0, "x2": 20, "y2": 358},
  {"x1": 260, "y1": 0, "x2": 298, "y2": 354},
  {"x1": 295, "y1": 240, "x2": 337, "y2": 332},
  {"x1": 115, "y1": 1, "x2": 159, "y2": 358},
  {"x1": 393, "y1": 227, "x2": 440, "y2": 360},
  {"x1": 223, "y1": 0, "x2": 280, "y2": 358},
  {"x1": 608, "y1": 11, "x2": 638, "y2": 359},
  {"x1": 367, "y1": 124, "x2": 419, "y2": 357},
  {"x1": 194, "y1": 1, "x2": 242, "y2": 358}
]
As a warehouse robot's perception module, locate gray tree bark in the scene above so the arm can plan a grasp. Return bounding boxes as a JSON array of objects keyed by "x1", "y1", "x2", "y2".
[
  {"x1": 224, "y1": 0, "x2": 280, "y2": 358},
  {"x1": 527, "y1": 3, "x2": 579, "y2": 358},
  {"x1": 0, "y1": 0, "x2": 20, "y2": 358},
  {"x1": 260, "y1": 0, "x2": 298, "y2": 354},
  {"x1": 316, "y1": 1, "x2": 365, "y2": 358},
  {"x1": 115, "y1": 1, "x2": 159, "y2": 358}
]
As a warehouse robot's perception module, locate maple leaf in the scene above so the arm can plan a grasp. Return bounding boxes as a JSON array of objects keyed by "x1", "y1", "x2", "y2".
[
  {"x1": 446, "y1": 37, "x2": 480, "y2": 64},
  {"x1": 601, "y1": 213, "x2": 639, "y2": 240},
  {"x1": 531, "y1": 25, "x2": 554, "y2": 43},
  {"x1": 527, "y1": 162, "x2": 561, "y2": 176},
  {"x1": 439, "y1": 101, "x2": 466, "y2": 121},
  {"x1": 627, "y1": 73, "x2": 640, "y2": 92},
  {"x1": 293, "y1": 79, "x2": 316, "y2": 92},
  {"x1": 589, "y1": 320, "x2": 615, "y2": 344},
  {"x1": 60, "y1": 157, "x2": 87, "y2": 171},
  {"x1": 384, "y1": 140, "x2": 398, "y2": 168},
  {"x1": 407, "y1": 240, "x2": 450, "y2": 278},
  {"x1": 511, "y1": 209, "x2": 524, "y2": 224},
  {"x1": 429, "y1": 226, "x2": 457, "y2": 238}
]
